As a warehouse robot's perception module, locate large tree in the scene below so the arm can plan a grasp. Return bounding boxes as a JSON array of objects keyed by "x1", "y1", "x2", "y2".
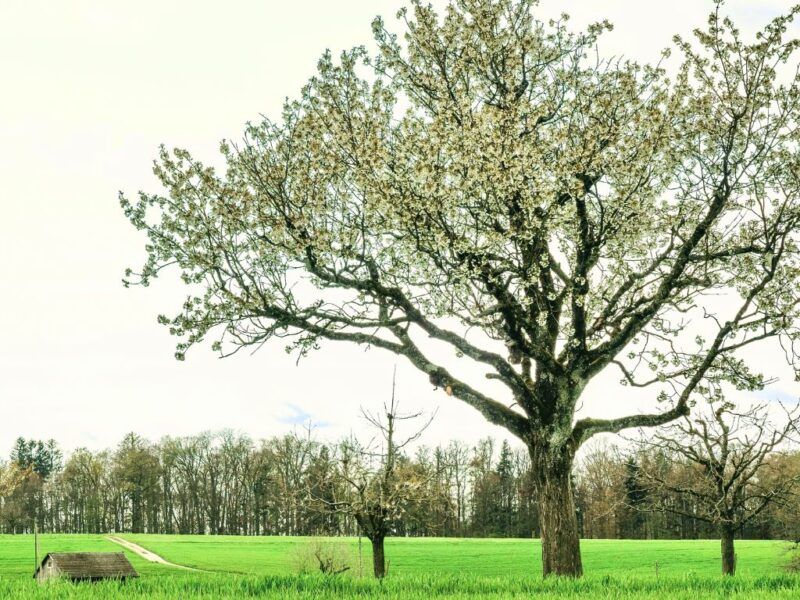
[{"x1": 122, "y1": 0, "x2": 800, "y2": 576}]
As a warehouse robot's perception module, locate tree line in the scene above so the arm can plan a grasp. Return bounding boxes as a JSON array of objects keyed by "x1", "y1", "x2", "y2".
[{"x1": 1, "y1": 428, "x2": 798, "y2": 544}]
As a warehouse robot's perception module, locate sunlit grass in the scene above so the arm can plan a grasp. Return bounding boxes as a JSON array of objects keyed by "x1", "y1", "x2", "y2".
[
  {"x1": 121, "y1": 535, "x2": 793, "y2": 578},
  {"x1": 3, "y1": 572, "x2": 800, "y2": 599},
  {"x1": 1, "y1": 535, "x2": 797, "y2": 598}
]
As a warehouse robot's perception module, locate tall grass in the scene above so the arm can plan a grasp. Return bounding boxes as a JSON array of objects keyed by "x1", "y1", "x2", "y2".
[{"x1": 4, "y1": 573, "x2": 800, "y2": 599}]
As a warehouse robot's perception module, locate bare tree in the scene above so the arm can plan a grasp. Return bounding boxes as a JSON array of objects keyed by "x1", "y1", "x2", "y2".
[
  {"x1": 315, "y1": 372, "x2": 433, "y2": 578},
  {"x1": 574, "y1": 443, "x2": 626, "y2": 539},
  {"x1": 637, "y1": 394, "x2": 800, "y2": 575}
]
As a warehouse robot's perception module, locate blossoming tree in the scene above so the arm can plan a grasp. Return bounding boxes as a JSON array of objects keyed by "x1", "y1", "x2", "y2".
[{"x1": 122, "y1": 0, "x2": 800, "y2": 576}]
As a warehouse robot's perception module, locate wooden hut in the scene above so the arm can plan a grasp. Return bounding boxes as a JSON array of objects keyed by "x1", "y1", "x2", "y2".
[{"x1": 34, "y1": 552, "x2": 138, "y2": 582}]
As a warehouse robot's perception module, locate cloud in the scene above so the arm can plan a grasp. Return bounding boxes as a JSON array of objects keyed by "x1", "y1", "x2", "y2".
[
  {"x1": 752, "y1": 387, "x2": 800, "y2": 406},
  {"x1": 278, "y1": 404, "x2": 331, "y2": 428}
]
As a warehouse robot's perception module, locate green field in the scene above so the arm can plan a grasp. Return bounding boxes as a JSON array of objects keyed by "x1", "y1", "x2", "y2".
[
  {"x1": 1, "y1": 535, "x2": 798, "y2": 598},
  {"x1": 120, "y1": 535, "x2": 793, "y2": 577}
]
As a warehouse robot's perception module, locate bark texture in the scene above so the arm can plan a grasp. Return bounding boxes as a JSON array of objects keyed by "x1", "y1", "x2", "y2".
[
  {"x1": 371, "y1": 536, "x2": 386, "y2": 579},
  {"x1": 531, "y1": 444, "x2": 583, "y2": 577},
  {"x1": 721, "y1": 525, "x2": 736, "y2": 575}
]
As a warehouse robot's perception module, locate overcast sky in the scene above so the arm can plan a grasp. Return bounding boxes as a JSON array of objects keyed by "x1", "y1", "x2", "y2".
[{"x1": 1, "y1": 0, "x2": 798, "y2": 456}]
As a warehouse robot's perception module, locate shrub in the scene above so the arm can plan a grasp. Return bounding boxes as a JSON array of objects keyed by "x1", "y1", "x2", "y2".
[{"x1": 292, "y1": 539, "x2": 356, "y2": 576}]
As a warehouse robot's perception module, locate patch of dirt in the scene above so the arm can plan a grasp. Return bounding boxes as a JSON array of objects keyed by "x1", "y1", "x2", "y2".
[{"x1": 106, "y1": 536, "x2": 203, "y2": 571}]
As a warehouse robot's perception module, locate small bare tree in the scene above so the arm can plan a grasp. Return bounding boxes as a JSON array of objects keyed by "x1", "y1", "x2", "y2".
[
  {"x1": 638, "y1": 393, "x2": 800, "y2": 575},
  {"x1": 318, "y1": 370, "x2": 433, "y2": 578}
]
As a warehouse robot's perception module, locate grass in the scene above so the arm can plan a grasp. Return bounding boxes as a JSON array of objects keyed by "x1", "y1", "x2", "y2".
[
  {"x1": 2, "y1": 572, "x2": 800, "y2": 599},
  {"x1": 0, "y1": 534, "x2": 797, "y2": 598},
  {"x1": 120, "y1": 535, "x2": 793, "y2": 577}
]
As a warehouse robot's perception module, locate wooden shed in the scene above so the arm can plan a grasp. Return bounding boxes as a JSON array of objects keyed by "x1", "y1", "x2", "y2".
[{"x1": 34, "y1": 552, "x2": 138, "y2": 582}]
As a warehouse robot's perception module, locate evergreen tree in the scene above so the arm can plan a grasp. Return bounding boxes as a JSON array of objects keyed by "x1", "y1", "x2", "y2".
[
  {"x1": 621, "y1": 457, "x2": 647, "y2": 538},
  {"x1": 495, "y1": 441, "x2": 516, "y2": 535}
]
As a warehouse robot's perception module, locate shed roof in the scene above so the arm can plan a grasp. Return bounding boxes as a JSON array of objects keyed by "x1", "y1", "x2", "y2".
[{"x1": 35, "y1": 552, "x2": 138, "y2": 580}]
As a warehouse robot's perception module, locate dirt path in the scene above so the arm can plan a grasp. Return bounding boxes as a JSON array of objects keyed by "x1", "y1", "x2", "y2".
[{"x1": 106, "y1": 536, "x2": 202, "y2": 571}]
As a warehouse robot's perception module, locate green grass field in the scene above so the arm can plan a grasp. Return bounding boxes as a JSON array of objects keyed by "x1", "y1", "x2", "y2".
[
  {"x1": 0, "y1": 535, "x2": 798, "y2": 598},
  {"x1": 120, "y1": 535, "x2": 794, "y2": 577}
]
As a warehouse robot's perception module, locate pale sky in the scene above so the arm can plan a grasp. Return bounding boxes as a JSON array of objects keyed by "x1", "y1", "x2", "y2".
[{"x1": 1, "y1": 0, "x2": 798, "y2": 455}]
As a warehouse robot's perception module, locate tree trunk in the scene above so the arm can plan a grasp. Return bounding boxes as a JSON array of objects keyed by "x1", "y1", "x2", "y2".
[
  {"x1": 530, "y1": 444, "x2": 583, "y2": 577},
  {"x1": 371, "y1": 536, "x2": 386, "y2": 578},
  {"x1": 721, "y1": 525, "x2": 736, "y2": 576}
]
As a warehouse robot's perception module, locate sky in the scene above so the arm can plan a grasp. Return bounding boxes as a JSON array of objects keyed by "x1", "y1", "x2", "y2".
[{"x1": 1, "y1": 0, "x2": 799, "y2": 456}]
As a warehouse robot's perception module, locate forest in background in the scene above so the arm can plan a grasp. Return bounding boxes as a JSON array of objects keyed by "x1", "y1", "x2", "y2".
[{"x1": 1, "y1": 430, "x2": 799, "y2": 541}]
